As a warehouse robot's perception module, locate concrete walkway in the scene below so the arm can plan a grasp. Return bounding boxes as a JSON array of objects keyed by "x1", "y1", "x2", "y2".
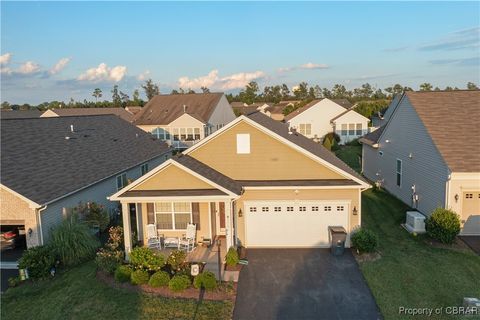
[{"x1": 460, "y1": 236, "x2": 480, "y2": 255}]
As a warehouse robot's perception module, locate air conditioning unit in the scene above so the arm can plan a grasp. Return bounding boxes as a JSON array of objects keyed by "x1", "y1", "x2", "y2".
[{"x1": 404, "y1": 211, "x2": 426, "y2": 234}]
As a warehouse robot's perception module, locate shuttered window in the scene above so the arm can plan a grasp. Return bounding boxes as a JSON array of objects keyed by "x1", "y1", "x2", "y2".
[
  {"x1": 192, "y1": 202, "x2": 200, "y2": 230},
  {"x1": 219, "y1": 202, "x2": 226, "y2": 228}
]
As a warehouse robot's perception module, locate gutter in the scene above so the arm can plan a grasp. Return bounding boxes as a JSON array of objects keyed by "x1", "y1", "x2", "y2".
[{"x1": 37, "y1": 205, "x2": 47, "y2": 245}]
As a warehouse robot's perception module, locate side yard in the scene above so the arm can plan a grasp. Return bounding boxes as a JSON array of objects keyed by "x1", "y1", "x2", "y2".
[
  {"x1": 1, "y1": 261, "x2": 233, "y2": 320},
  {"x1": 335, "y1": 147, "x2": 480, "y2": 319}
]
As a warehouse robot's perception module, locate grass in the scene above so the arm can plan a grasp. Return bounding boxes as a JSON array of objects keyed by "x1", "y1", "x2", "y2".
[
  {"x1": 1, "y1": 261, "x2": 233, "y2": 320},
  {"x1": 360, "y1": 189, "x2": 480, "y2": 320},
  {"x1": 334, "y1": 144, "x2": 362, "y2": 173}
]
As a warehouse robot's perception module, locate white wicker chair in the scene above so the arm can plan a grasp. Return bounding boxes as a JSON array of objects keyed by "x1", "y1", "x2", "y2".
[
  {"x1": 146, "y1": 224, "x2": 162, "y2": 249},
  {"x1": 179, "y1": 224, "x2": 196, "y2": 252}
]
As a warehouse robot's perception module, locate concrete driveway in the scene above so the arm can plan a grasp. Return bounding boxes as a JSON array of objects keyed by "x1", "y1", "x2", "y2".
[{"x1": 233, "y1": 249, "x2": 381, "y2": 320}]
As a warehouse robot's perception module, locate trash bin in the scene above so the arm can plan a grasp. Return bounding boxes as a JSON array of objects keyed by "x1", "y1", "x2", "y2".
[{"x1": 328, "y1": 226, "x2": 347, "y2": 256}]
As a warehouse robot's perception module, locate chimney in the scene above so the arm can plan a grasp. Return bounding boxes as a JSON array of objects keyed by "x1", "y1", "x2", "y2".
[{"x1": 70, "y1": 124, "x2": 74, "y2": 133}]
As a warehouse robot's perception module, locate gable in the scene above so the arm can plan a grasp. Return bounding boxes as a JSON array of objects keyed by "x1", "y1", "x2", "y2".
[
  {"x1": 332, "y1": 110, "x2": 370, "y2": 124},
  {"x1": 188, "y1": 120, "x2": 346, "y2": 180},
  {"x1": 131, "y1": 164, "x2": 215, "y2": 191},
  {"x1": 169, "y1": 113, "x2": 205, "y2": 127},
  {"x1": 288, "y1": 99, "x2": 346, "y2": 124},
  {"x1": 40, "y1": 109, "x2": 60, "y2": 117}
]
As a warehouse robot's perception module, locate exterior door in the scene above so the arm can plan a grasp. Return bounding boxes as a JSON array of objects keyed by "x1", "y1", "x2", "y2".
[
  {"x1": 461, "y1": 192, "x2": 480, "y2": 235},
  {"x1": 218, "y1": 202, "x2": 226, "y2": 235}
]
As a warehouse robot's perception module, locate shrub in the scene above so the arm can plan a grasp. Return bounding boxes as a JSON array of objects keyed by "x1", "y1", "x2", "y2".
[
  {"x1": 425, "y1": 208, "x2": 461, "y2": 244},
  {"x1": 105, "y1": 226, "x2": 124, "y2": 251},
  {"x1": 18, "y1": 245, "x2": 55, "y2": 279},
  {"x1": 131, "y1": 269, "x2": 150, "y2": 285},
  {"x1": 324, "y1": 132, "x2": 341, "y2": 143},
  {"x1": 129, "y1": 247, "x2": 165, "y2": 272},
  {"x1": 351, "y1": 228, "x2": 378, "y2": 253},
  {"x1": 148, "y1": 271, "x2": 170, "y2": 287},
  {"x1": 225, "y1": 247, "x2": 239, "y2": 267},
  {"x1": 49, "y1": 215, "x2": 100, "y2": 267},
  {"x1": 193, "y1": 271, "x2": 217, "y2": 291},
  {"x1": 95, "y1": 248, "x2": 124, "y2": 274},
  {"x1": 74, "y1": 202, "x2": 110, "y2": 232},
  {"x1": 322, "y1": 137, "x2": 332, "y2": 151},
  {"x1": 168, "y1": 275, "x2": 191, "y2": 292},
  {"x1": 167, "y1": 250, "x2": 187, "y2": 271},
  {"x1": 8, "y1": 276, "x2": 21, "y2": 288},
  {"x1": 114, "y1": 265, "x2": 132, "y2": 283}
]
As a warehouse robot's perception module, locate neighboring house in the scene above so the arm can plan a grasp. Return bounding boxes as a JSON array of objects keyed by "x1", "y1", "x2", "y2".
[
  {"x1": 133, "y1": 93, "x2": 236, "y2": 149},
  {"x1": 265, "y1": 101, "x2": 300, "y2": 121},
  {"x1": 0, "y1": 115, "x2": 171, "y2": 248},
  {"x1": 360, "y1": 90, "x2": 480, "y2": 235},
  {"x1": 110, "y1": 112, "x2": 370, "y2": 254},
  {"x1": 371, "y1": 94, "x2": 401, "y2": 130},
  {"x1": 284, "y1": 98, "x2": 370, "y2": 144},
  {"x1": 231, "y1": 102, "x2": 272, "y2": 117},
  {"x1": 1, "y1": 109, "x2": 42, "y2": 119},
  {"x1": 41, "y1": 107, "x2": 135, "y2": 122},
  {"x1": 125, "y1": 106, "x2": 143, "y2": 116}
]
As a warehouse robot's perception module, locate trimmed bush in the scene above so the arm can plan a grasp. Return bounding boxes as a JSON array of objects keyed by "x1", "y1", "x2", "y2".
[
  {"x1": 225, "y1": 247, "x2": 239, "y2": 267},
  {"x1": 131, "y1": 269, "x2": 150, "y2": 285},
  {"x1": 167, "y1": 250, "x2": 187, "y2": 271},
  {"x1": 322, "y1": 137, "x2": 332, "y2": 151},
  {"x1": 351, "y1": 228, "x2": 378, "y2": 253},
  {"x1": 193, "y1": 271, "x2": 217, "y2": 291},
  {"x1": 49, "y1": 215, "x2": 100, "y2": 267},
  {"x1": 129, "y1": 247, "x2": 165, "y2": 272},
  {"x1": 425, "y1": 208, "x2": 461, "y2": 244},
  {"x1": 148, "y1": 271, "x2": 170, "y2": 287},
  {"x1": 114, "y1": 265, "x2": 132, "y2": 283},
  {"x1": 18, "y1": 245, "x2": 55, "y2": 279},
  {"x1": 168, "y1": 275, "x2": 191, "y2": 292}
]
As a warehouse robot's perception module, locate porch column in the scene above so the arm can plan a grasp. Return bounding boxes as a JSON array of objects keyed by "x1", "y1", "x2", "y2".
[
  {"x1": 225, "y1": 200, "x2": 233, "y2": 249},
  {"x1": 122, "y1": 202, "x2": 133, "y2": 260}
]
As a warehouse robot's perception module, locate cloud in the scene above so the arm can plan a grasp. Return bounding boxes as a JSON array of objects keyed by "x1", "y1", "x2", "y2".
[
  {"x1": 419, "y1": 27, "x2": 479, "y2": 51},
  {"x1": 50, "y1": 57, "x2": 70, "y2": 74},
  {"x1": 137, "y1": 70, "x2": 151, "y2": 81},
  {"x1": 18, "y1": 61, "x2": 41, "y2": 74},
  {"x1": 429, "y1": 57, "x2": 480, "y2": 66},
  {"x1": 0, "y1": 53, "x2": 12, "y2": 65},
  {"x1": 77, "y1": 63, "x2": 127, "y2": 82},
  {"x1": 0, "y1": 66, "x2": 12, "y2": 75},
  {"x1": 278, "y1": 62, "x2": 329, "y2": 73},
  {"x1": 177, "y1": 69, "x2": 265, "y2": 90}
]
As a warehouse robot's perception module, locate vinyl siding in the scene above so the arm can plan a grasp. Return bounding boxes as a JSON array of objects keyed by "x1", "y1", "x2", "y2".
[
  {"x1": 207, "y1": 95, "x2": 236, "y2": 128},
  {"x1": 363, "y1": 96, "x2": 450, "y2": 215}
]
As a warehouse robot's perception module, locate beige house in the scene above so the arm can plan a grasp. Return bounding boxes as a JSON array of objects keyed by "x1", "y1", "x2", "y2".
[
  {"x1": 133, "y1": 93, "x2": 236, "y2": 149},
  {"x1": 41, "y1": 107, "x2": 135, "y2": 122},
  {"x1": 110, "y1": 112, "x2": 370, "y2": 255}
]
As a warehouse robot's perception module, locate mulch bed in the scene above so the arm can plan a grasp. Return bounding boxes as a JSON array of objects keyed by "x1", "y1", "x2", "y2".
[
  {"x1": 97, "y1": 271, "x2": 237, "y2": 302},
  {"x1": 424, "y1": 237, "x2": 472, "y2": 252},
  {"x1": 352, "y1": 250, "x2": 382, "y2": 263}
]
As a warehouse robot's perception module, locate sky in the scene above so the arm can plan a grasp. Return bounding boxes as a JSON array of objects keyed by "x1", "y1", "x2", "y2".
[{"x1": 1, "y1": 1, "x2": 479, "y2": 104}]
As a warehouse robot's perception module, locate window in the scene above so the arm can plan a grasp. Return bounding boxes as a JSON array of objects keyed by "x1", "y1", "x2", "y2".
[
  {"x1": 141, "y1": 163, "x2": 149, "y2": 175},
  {"x1": 349, "y1": 124, "x2": 355, "y2": 135},
  {"x1": 286, "y1": 206, "x2": 294, "y2": 212},
  {"x1": 155, "y1": 202, "x2": 192, "y2": 230},
  {"x1": 116, "y1": 173, "x2": 127, "y2": 190},
  {"x1": 341, "y1": 124, "x2": 348, "y2": 136},
  {"x1": 337, "y1": 206, "x2": 344, "y2": 211},
  {"x1": 356, "y1": 123, "x2": 362, "y2": 136},
  {"x1": 298, "y1": 124, "x2": 312, "y2": 136},
  {"x1": 187, "y1": 128, "x2": 194, "y2": 141},
  {"x1": 324, "y1": 206, "x2": 332, "y2": 211},
  {"x1": 312, "y1": 206, "x2": 319, "y2": 212},
  {"x1": 396, "y1": 159, "x2": 402, "y2": 187},
  {"x1": 249, "y1": 207, "x2": 257, "y2": 212},
  {"x1": 173, "y1": 128, "x2": 180, "y2": 141},
  {"x1": 152, "y1": 127, "x2": 170, "y2": 140},
  {"x1": 466, "y1": 193, "x2": 473, "y2": 199},
  {"x1": 194, "y1": 128, "x2": 201, "y2": 140},
  {"x1": 236, "y1": 134, "x2": 251, "y2": 154},
  {"x1": 274, "y1": 206, "x2": 281, "y2": 212},
  {"x1": 299, "y1": 206, "x2": 306, "y2": 212},
  {"x1": 180, "y1": 128, "x2": 186, "y2": 140},
  {"x1": 262, "y1": 207, "x2": 269, "y2": 212}
]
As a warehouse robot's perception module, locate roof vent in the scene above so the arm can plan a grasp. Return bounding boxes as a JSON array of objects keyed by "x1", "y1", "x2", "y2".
[
  {"x1": 70, "y1": 124, "x2": 74, "y2": 132},
  {"x1": 183, "y1": 105, "x2": 187, "y2": 113}
]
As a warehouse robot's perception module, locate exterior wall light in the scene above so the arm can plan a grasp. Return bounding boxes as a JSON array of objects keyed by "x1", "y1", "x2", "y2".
[
  {"x1": 238, "y1": 208, "x2": 243, "y2": 218},
  {"x1": 353, "y1": 206, "x2": 358, "y2": 215},
  {"x1": 454, "y1": 194, "x2": 459, "y2": 202}
]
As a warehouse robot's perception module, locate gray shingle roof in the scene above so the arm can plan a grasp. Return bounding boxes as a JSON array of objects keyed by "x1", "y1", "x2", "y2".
[
  {"x1": 1, "y1": 115, "x2": 170, "y2": 205},
  {"x1": 47, "y1": 108, "x2": 134, "y2": 122},
  {"x1": 173, "y1": 154, "x2": 243, "y2": 195},
  {"x1": 133, "y1": 93, "x2": 224, "y2": 125},
  {"x1": 247, "y1": 112, "x2": 369, "y2": 184},
  {"x1": 359, "y1": 126, "x2": 385, "y2": 146},
  {"x1": 1, "y1": 110, "x2": 42, "y2": 119}
]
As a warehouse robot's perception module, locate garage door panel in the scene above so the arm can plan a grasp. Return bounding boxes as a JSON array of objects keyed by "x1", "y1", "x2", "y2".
[
  {"x1": 461, "y1": 192, "x2": 480, "y2": 235},
  {"x1": 245, "y1": 201, "x2": 349, "y2": 247}
]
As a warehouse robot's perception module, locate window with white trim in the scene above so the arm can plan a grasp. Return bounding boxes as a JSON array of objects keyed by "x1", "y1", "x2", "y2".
[
  {"x1": 356, "y1": 123, "x2": 362, "y2": 135},
  {"x1": 262, "y1": 206, "x2": 269, "y2": 212},
  {"x1": 349, "y1": 124, "x2": 355, "y2": 135},
  {"x1": 299, "y1": 206, "x2": 306, "y2": 212},
  {"x1": 286, "y1": 206, "x2": 294, "y2": 212},
  {"x1": 116, "y1": 173, "x2": 127, "y2": 190},
  {"x1": 396, "y1": 159, "x2": 402, "y2": 187},
  {"x1": 341, "y1": 124, "x2": 348, "y2": 136},
  {"x1": 465, "y1": 193, "x2": 473, "y2": 199},
  {"x1": 274, "y1": 206, "x2": 281, "y2": 212},
  {"x1": 312, "y1": 206, "x2": 319, "y2": 212},
  {"x1": 155, "y1": 202, "x2": 192, "y2": 230},
  {"x1": 249, "y1": 207, "x2": 257, "y2": 212},
  {"x1": 299, "y1": 124, "x2": 312, "y2": 136},
  {"x1": 236, "y1": 134, "x2": 251, "y2": 154},
  {"x1": 337, "y1": 206, "x2": 344, "y2": 211},
  {"x1": 141, "y1": 163, "x2": 149, "y2": 175}
]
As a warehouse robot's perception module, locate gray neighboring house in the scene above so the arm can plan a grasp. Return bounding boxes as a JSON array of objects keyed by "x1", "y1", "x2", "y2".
[
  {"x1": 0, "y1": 115, "x2": 172, "y2": 248},
  {"x1": 360, "y1": 90, "x2": 480, "y2": 235},
  {"x1": 371, "y1": 94, "x2": 401, "y2": 130}
]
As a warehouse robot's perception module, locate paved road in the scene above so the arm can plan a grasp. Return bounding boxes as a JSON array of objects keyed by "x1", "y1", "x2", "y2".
[{"x1": 233, "y1": 249, "x2": 382, "y2": 320}]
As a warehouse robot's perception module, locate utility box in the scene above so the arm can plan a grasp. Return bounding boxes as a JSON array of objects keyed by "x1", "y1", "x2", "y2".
[{"x1": 328, "y1": 226, "x2": 347, "y2": 256}]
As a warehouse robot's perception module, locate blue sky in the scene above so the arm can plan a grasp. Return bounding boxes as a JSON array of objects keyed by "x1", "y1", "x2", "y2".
[{"x1": 1, "y1": 1, "x2": 479, "y2": 104}]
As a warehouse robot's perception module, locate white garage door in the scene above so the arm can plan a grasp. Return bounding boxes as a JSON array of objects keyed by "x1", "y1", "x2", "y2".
[{"x1": 244, "y1": 200, "x2": 350, "y2": 247}]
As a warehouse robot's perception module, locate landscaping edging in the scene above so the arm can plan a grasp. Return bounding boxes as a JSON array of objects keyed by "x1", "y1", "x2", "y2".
[{"x1": 96, "y1": 270, "x2": 237, "y2": 302}]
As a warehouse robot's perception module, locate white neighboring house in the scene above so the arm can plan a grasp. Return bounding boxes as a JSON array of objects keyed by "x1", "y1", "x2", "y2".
[{"x1": 284, "y1": 98, "x2": 370, "y2": 144}]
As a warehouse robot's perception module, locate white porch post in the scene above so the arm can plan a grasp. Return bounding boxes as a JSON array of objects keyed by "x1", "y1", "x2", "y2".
[
  {"x1": 122, "y1": 202, "x2": 133, "y2": 260},
  {"x1": 225, "y1": 200, "x2": 233, "y2": 249}
]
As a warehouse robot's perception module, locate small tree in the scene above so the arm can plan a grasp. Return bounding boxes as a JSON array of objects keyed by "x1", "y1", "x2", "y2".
[
  {"x1": 92, "y1": 88, "x2": 102, "y2": 102},
  {"x1": 323, "y1": 137, "x2": 332, "y2": 151},
  {"x1": 141, "y1": 79, "x2": 160, "y2": 100}
]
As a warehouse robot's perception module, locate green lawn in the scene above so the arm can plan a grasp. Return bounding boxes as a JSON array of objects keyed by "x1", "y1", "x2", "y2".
[
  {"x1": 361, "y1": 189, "x2": 480, "y2": 320},
  {"x1": 1, "y1": 262, "x2": 233, "y2": 320},
  {"x1": 334, "y1": 145, "x2": 362, "y2": 173}
]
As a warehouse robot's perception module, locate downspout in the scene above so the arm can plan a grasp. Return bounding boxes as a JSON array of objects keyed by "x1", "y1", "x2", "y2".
[
  {"x1": 445, "y1": 173, "x2": 451, "y2": 210},
  {"x1": 230, "y1": 198, "x2": 237, "y2": 248},
  {"x1": 36, "y1": 205, "x2": 47, "y2": 245}
]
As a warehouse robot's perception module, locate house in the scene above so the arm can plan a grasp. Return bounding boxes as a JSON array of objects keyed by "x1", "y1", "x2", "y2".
[
  {"x1": 0, "y1": 115, "x2": 171, "y2": 249},
  {"x1": 360, "y1": 90, "x2": 480, "y2": 235},
  {"x1": 41, "y1": 107, "x2": 135, "y2": 122},
  {"x1": 284, "y1": 98, "x2": 370, "y2": 144},
  {"x1": 265, "y1": 101, "x2": 300, "y2": 121},
  {"x1": 133, "y1": 93, "x2": 236, "y2": 149},
  {"x1": 110, "y1": 112, "x2": 370, "y2": 255},
  {"x1": 231, "y1": 102, "x2": 272, "y2": 117},
  {"x1": 371, "y1": 94, "x2": 401, "y2": 130},
  {"x1": 125, "y1": 106, "x2": 143, "y2": 116},
  {"x1": 1, "y1": 109, "x2": 42, "y2": 119}
]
